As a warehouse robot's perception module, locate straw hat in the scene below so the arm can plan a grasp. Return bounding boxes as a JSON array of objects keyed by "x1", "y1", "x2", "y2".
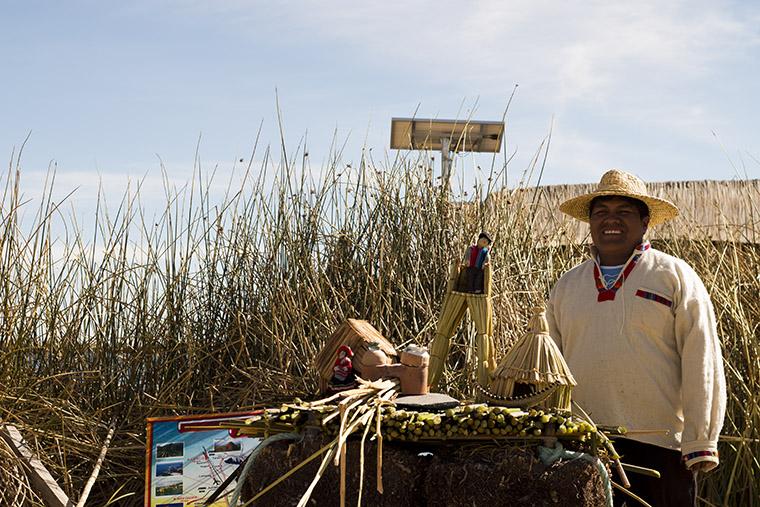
[{"x1": 559, "y1": 169, "x2": 679, "y2": 226}]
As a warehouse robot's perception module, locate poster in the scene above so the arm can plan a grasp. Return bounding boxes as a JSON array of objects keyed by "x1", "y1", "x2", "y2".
[{"x1": 146, "y1": 412, "x2": 261, "y2": 506}]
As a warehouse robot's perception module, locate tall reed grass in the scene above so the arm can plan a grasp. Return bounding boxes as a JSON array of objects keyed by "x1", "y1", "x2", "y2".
[{"x1": 0, "y1": 139, "x2": 757, "y2": 505}]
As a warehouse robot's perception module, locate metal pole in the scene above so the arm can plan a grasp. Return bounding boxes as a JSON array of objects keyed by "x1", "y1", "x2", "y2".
[{"x1": 441, "y1": 137, "x2": 452, "y2": 193}]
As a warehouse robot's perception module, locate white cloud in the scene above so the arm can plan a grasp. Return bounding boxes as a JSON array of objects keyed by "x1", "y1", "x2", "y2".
[
  {"x1": 168, "y1": 0, "x2": 759, "y2": 147},
  {"x1": 188, "y1": 1, "x2": 757, "y2": 98}
]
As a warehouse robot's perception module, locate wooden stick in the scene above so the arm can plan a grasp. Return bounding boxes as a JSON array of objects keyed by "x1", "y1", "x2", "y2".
[
  {"x1": 375, "y1": 405, "x2": 383, "y2": 494},
  {"x1": 1, "y1": 425, "x2": 73, "y2": 507},
  {"x1": 333, "y1": 391, "x2": 381, "y2": 469},
  {"x1": 614, "y1": 458, "x2": 631, "y2": 489},
  {"x1": 612, "y1": 429, "x2": 669, "y2": 435},
  {"x1": 620, "y1": 462, "x2": 661, "y2": 479},
  {"x1": 322, "y1": 394, "x2": 367, "y2": 426},
  {"x1": 333, "y1": 402, "x2": 349, "y2": 467},
  {"x1": 339, "y1": 433, "x2": 347, "y2": 507},
  {"x1": 308, "y1": 388, "x2": 373, "y2": 408},
  {"x1": 356, "y1": 404, "x2": 374, "y2": 507}
]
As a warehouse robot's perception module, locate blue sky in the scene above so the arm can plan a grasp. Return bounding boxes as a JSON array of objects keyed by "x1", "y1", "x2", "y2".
[{"x1": 2, "y1": 0, "x2": 760, "y2": 205}]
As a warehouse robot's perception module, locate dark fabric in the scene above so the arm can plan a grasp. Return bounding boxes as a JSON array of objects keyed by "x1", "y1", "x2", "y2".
[
  {"x1": 329, "y1": 372, "x2": 356, "y2": 386},
  {"x1": 455, "y1": 266, "x2": 485, "y2": 293},
  {"x1": 612, "y1": 438, "x2": 696, "y2": 507}
]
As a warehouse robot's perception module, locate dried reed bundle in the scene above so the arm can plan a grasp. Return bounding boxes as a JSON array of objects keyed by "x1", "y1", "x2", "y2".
[{"x1": 489, "y1": 307, "x2": 575, "y2": 411}]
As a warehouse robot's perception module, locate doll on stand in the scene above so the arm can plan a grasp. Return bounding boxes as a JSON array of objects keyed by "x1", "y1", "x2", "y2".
[
  {"x1": 329, "y1": 345, "x2": 357, "y2": 391},
  {"x1": 428, "y1": 231, "x2": 497, "y2": 388}
]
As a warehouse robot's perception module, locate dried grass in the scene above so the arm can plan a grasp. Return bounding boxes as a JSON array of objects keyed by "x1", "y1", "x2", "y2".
[{"x1": 0, "y1": 135, "x2": 757, "y2": 505}]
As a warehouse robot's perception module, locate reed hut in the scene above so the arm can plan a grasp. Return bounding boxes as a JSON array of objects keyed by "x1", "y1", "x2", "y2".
[
  {"x1": 314, "y1": 319, "x2": 398, "y2": 392},
  {"x1": 489, "y1": 306, "x2": 576, "y2": 411}
]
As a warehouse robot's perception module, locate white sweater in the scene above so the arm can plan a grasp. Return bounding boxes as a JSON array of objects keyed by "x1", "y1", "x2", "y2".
[{"x1": 546, "y1": 244, "x2": 726, "y2": 469}]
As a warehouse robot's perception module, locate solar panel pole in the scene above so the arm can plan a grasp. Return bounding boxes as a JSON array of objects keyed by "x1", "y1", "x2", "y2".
[{"x1": 441, "y1": 137, "x2": 452, "y2": 192}]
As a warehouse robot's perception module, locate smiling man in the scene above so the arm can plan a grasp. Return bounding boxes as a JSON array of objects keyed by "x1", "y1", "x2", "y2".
[{"x1": 546, "y1": 170, "x2": 726, "y2": 506}]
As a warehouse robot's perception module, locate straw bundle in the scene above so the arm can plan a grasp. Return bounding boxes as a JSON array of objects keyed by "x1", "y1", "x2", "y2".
[
  {"x1": 429, "y1": 262, "x2": 496, "y2": 388},
  {"x1": 490, "y1": 307, "x2": 576, "y2": 411},
  {"x1": 314, "y1": 320, "x2": 398, "y2": 391}
]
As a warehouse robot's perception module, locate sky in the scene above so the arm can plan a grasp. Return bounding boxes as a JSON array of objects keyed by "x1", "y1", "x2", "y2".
[{"x1": 2, "y1": 0, "x2": 760, "y2": 212}]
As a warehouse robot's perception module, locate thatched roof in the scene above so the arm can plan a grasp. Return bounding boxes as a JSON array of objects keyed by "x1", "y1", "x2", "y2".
[{"x1": 491, "y1": 307, "x2": 576, "y2": 386}]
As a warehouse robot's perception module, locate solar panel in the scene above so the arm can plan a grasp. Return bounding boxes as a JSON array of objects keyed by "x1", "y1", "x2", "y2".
[{"x1": 390, "y1": 118, "x2": 504, "y2": 153}]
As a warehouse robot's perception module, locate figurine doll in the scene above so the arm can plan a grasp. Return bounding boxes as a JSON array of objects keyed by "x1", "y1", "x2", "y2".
[
  {"x1": 456, "y1": 232, "x2": 492, "y2": 294},
  {"x1": 330, "y1": 345, "x2": 356, "y2": 387}
]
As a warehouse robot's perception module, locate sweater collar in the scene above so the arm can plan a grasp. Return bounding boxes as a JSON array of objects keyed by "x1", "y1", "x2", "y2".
[
  {"x1": 589, "y1": 240, "x2": 651, "y2": 264},
  {"x1": 591, "y1": 241, "x2": 650, "y2": 302}
]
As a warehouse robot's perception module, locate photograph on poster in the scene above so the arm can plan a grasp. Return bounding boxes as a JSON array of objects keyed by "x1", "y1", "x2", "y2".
[
  {"x1": 155, "y1": 478, "x2": 183, "y2": 496},
  {"x1": 155, "y1": 461, "x2": 183, "y2": 477},
  {"x1": 157, "y1": 442, "x2": 184, "y2": 459},
  {"x1": 213, "y1": 439, "x2": 242, "y2": 453}
]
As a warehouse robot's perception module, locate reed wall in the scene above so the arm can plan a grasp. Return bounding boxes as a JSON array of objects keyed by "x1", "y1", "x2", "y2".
[{"x1": 493, "y1": 179, "x2": 760, "y2": 244}]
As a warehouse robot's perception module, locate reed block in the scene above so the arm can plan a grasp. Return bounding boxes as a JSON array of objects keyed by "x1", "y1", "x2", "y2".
[{"x1": 241, "y1": 435, "x2": 607, "y2": 506}]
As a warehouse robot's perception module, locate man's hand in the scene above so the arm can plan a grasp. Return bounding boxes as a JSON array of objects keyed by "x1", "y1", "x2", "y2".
[{"x1": 688, "y1": 461, "x2": 714, "y2": 473}]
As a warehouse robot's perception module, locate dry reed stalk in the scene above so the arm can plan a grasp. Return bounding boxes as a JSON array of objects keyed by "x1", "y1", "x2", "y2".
[
  {"x1": 74, "y1": 424, "x2": 114, "y2": 507},
  {"x1": 0, "y1": 132, "x2": 757, "y2": 505}
]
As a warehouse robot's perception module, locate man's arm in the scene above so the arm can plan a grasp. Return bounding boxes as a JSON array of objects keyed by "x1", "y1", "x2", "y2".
[
  {"x1": 545, "y1": 283, "x2": 563, "y2": 352},
  {"x1": 675, "y1": 262, "x2": 727, "y2": 472}
]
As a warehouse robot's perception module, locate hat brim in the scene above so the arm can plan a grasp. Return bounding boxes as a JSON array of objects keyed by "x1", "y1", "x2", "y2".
[{"x1": 559, "y1": 190, "x2": 679, "y2": 227}]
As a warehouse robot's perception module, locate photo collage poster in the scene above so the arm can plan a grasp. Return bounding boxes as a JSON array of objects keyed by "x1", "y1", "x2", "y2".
[{"x1": 146, "y1": 413, "x2": 261, "y2": 506}]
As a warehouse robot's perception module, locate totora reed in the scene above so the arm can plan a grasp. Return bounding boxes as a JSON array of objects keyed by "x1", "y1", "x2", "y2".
[{"x1": 1, "y1": 139, "x2": 758, "y2": 505}]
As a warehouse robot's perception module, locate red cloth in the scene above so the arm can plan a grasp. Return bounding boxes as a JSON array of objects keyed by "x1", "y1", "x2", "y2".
[
  {"x1": 469, "y1": 246, "x2": 482, "y2": 267},
  {"x1": 333, "y1": 357, "x2": 352, "y2": 381}
]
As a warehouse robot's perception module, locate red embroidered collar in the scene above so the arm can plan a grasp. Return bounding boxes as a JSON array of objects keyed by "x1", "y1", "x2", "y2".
[{"x1": 592, "y1": 241, "x2": 650, "y2": 302}]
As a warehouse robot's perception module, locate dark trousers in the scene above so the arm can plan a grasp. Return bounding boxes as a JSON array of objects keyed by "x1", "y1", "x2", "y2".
[{"x1": 612, "y1": 438, "x2": 696, "y2": 507}]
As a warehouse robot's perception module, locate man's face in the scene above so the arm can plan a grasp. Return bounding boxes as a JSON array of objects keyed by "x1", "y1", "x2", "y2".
[
  {"x1": 589, "y1": 197, "x2": 649, "y2": 261},
  {"x1": 477, "y1": 237, "x2": 490, "y2": 249}
]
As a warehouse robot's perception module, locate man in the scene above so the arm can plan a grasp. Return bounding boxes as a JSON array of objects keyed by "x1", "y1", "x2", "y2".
[{"x1": 546, "y1": 170, "x2": 726, "y2": 506}]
